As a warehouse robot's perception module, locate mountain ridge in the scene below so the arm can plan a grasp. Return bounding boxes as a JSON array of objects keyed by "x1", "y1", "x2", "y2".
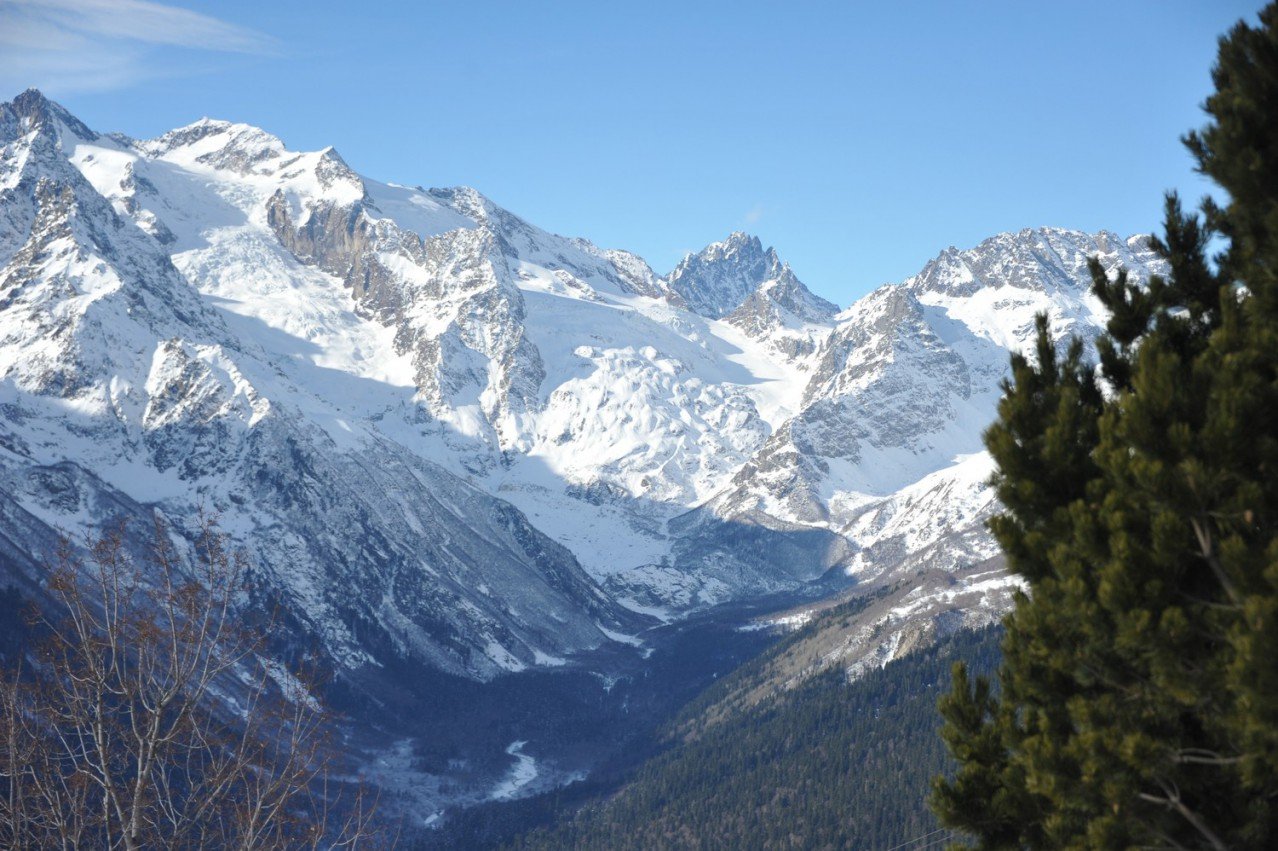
[{"x1": 0, "y1": 87, "x2": 1165, "y2": 696}]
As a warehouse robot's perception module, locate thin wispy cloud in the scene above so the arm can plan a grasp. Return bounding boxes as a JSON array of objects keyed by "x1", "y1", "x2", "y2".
[
  {"x1": 743, "y1": 203, "x2": 765, "y2": 226},
  {"x1": 0, "y1": 0, "x2": 278, "y2": 95}
]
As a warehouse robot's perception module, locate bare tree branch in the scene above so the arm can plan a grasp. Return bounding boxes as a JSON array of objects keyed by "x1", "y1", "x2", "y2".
[{"x1": 0, "y1": 515, "x2": 384, "y2": 848}]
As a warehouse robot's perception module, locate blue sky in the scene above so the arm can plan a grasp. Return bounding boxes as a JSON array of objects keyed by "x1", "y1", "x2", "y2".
[{"x1": 1, "y1": 0, "x2": 1266, "y2": 306}]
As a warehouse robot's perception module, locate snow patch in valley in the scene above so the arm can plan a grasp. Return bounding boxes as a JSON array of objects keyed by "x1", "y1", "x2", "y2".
[{"x1": 489, "y1": 741, "x2": 539, "y2": 801}]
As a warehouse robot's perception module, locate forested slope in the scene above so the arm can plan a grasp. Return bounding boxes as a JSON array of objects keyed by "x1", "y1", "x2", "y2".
[{"x1": 508, "y1": 624, "x2": 1001, "y2": 850}]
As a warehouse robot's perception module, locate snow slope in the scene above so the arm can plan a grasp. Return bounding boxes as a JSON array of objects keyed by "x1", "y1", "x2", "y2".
[{"x1": 0, "y1": 90, "x2": 1168, "y2": 687}]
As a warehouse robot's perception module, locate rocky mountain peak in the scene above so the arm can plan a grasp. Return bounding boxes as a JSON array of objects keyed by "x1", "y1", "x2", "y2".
[
  {"x1": 713, "y1": 230, "x2": 768, "y2": 259},
  {"x1": 152, "y1": 118, "x2": 289, "y2": 175},
  {"x1": 755, "y1": 264, "x2": 839, "y2": 320},
  {"x1": 904, "y1": 226, "x2": 1159, "y2": 299},
  {"x1": 666, "y1": 231, "x2": 839, "y2": 357},
  {"x1": 148, "y1": 116, "x2": 280, "y2": 154},
  {"x1": 2, "y1": 89, "x2": 98, "y2": 146},
  {"x1": 665, "y1": 230, "x2": 839, "y2": 322},
  {"x1": 0, "y1": 95, "x2": 1176, "y2": 713},
  {"x1": 426, "y1": 185, "x2": 495, "y2": 222},
  {"x1": 664, "y1": 231, "x2": 778, "y2": 319}
]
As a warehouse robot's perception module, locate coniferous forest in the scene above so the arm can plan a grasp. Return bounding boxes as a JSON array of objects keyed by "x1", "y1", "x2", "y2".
[
  {"x1": 507, "y1": 625, "x2": 1001, "y2": 850},
  {"x1": 935, "y1": 6, "x2": 1278, "y2": 848}
]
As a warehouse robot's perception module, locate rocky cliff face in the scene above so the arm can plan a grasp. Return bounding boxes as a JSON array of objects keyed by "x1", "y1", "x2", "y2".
[
  {"x1": 0, "y1": 91, "x2": 641, "y2": 682},
  {"x1": 666, "y1": 232, "x2": 775, "y2": 319},
  {"x1": 0, "y1": 90, "x2": 1168, "y2": 692}
]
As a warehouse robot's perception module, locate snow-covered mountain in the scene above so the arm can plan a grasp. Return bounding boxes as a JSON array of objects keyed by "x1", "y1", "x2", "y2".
[
  {"x1": 0, "y1": 89, "x2": 1167, "y2": 693},
  {"x1": 0, "y1": 90, "x2": 640, "y2": 680}
]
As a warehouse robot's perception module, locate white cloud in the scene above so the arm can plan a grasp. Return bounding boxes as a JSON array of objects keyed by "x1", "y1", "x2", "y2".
[
  {"x1": 0, "y1": 0, "x2": 278, "y2": 95},
  {"x1": 743, "y1": 203, "x2": 765, "y2": 225}
]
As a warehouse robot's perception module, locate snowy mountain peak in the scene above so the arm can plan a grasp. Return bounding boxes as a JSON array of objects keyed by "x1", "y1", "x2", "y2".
[
  {"x1": 689, "y1": 231, "x2": 768, "y2": 262},
  {"x1": 3, "y1": 88, "x2": 98, "y2": 144},
  {"x1": 892, "y1": 227, "x2": 1165, "y2": 353},
  {"x1": 663, "y1": 230, "x2": 838, "y2": 333},
  {"x1": 665, "y1": 231, "x2": 780, "y2": 318},
  {"x1": 713, "y1": 230, "x2": 768, "y2": 258},
  {"x1": 145, "y1": 117, "x2": 286, "y2": 166},
  {"x1": 752, "y1": 263, "x2": 839, "y2": 320},
  {"x1": 905, "y1": 226, "x2": 1159, "y2": 299},
  {"x1": 0, "y1": 94, "x2": 1177, "y2": 698}
]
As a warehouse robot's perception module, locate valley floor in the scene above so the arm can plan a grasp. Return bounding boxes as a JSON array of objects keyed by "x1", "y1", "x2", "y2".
[{"x1": 386, "y1": 588, "x2": 1000, "y2": 850}]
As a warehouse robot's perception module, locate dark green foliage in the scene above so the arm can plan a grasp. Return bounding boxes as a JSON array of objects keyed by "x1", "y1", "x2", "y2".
[
  {"x1": 508, "y1": 625, "x2": 1001, "y2": 851},
  {"x1": 933, "y1": 6, "x2": 1278, "y2": 848}
]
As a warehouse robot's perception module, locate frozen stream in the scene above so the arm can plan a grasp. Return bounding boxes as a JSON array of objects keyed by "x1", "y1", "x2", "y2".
[{"x1": 489, "y1": 741, "x2": 539, "y2": 800}]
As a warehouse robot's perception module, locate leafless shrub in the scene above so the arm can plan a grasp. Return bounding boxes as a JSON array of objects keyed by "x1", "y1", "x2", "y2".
[{"x1": 0, "y1": 513, "x2": 385, "y2": 849}]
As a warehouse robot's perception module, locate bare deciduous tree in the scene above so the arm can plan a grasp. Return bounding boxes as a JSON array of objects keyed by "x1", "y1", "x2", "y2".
[{"x1": 0, "y1": 514, "x2": 383, "y2": 849}]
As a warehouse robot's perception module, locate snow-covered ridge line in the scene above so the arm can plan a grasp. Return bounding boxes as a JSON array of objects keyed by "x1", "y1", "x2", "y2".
[{"x1": 0, "y1": 88, "x2": 1168, "y2": 689}]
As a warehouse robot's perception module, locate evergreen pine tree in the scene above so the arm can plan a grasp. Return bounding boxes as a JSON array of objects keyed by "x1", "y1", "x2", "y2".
[{"x1": 932, "y1": 5, "x2": 1278, "y2": 848}]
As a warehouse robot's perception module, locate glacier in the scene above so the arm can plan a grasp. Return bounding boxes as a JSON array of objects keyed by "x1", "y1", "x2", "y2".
[
  {"x1": 0, "y1": 87, "x2": 1168, "y2": 676},
  {"x1": 0, "y1": 89, "x2": 1170, "y2": 815}
]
